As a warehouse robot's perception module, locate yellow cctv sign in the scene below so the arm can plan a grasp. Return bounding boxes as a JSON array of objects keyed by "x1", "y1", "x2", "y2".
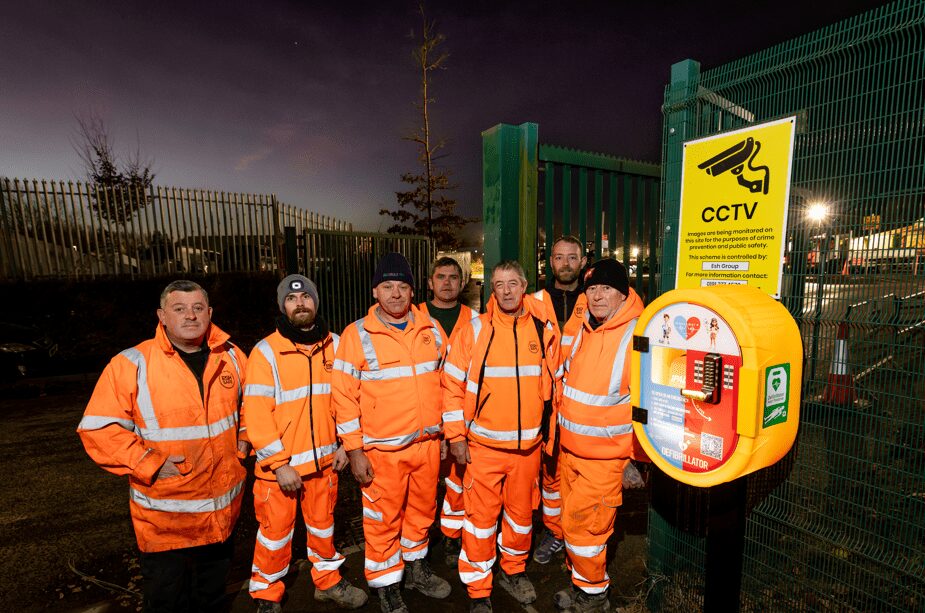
[{"x1": 675, "y1": 117, "x2": 796, "y2": 298}]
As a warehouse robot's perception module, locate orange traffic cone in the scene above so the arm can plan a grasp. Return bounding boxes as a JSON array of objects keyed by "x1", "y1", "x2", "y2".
[{"x1": 822, "y1": 322, "x2": 857, "y2": 405}]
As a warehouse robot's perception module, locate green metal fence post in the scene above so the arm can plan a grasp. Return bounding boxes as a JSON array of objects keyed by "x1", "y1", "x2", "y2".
[
  {"x1": 659, "y1": 59, "x2": 701, "y2": 295},
  {"x1": 482, "y1": 122, "x2": 539, "y2": 294}
]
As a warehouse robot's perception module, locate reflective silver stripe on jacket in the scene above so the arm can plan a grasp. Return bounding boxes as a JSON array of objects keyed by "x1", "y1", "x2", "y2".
[
  {"x1": 483, "y1": 365, "x2": 542, "y2": 378},
  {"x1": 442, "y1": 410, "x2": 464, "y2": 423},
  {"x1": 256, "y1": 439, "x2": 284, "y2": 461},
  {"x1": 355, "y1": 319, "x2": 380, "y2": 370},
  {"x1": 333, "y1": 359, "x2": 359, "y2": 378},
  {"x1": 130, "y1": 478, "x2": 244, "y2": 513},
  {"x1": 139, "y1": 413, "x2": 238, "y2": 443},
  {"x1": 227, "y1": 346, "x2": 243, "y2": 403},
  {"x1": 362, "y1": 424, "x2": 441, "y2": 447},
  {"x1": 428, "y1": 317, "x2": 444, "y2": 354},
  {"x1": 557, "y1": 413, "x2": 633, "y2": 438},
  {"x1": 244, "y1": 384, "x2": 275, "y2": 398},
  {"x1": 562, "y1": 385, "x2": 626, "y2": 407},
  {"x1": 444, "y1": 362, "x2": 467, "y2": 382},
  {"x1": 337, "y1": 418, "x2": 360, "y2": 436},
  {"x1": 471, "y1": 317, "x2": 484, "y2": 344},
  {"x1": 290, "y1": 442, "x2": 338, "y2": 468},
  {"x1": 120, "y1": 347, "x2": 158, "y2": 429},
  {"x1": 468, "y1": 421, "x2": 540, "y2": 442},
  {"x1": 255, "y1": 340, "x2": 283, "y2": 402},
  {"x1": 279, "y1": 383, "x2": 331, "y2": 403},
  {"x1": 77, "y1": 415, "x2": 136, "y2": 432}
]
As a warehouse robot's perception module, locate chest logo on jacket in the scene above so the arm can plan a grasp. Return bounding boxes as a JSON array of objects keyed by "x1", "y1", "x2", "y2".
[
  {"x1": 422, "y1": 333, "x2": 432, "y2": 345},
  {"x1": 528, "y1": 341, "x2": 540, "y2": 354},
  {"x1": 220, "y1": 371, "x2": 234, "y2": 388},
  {"x1": 324, "y1": 360, "x2": 333, "y2": 372}
]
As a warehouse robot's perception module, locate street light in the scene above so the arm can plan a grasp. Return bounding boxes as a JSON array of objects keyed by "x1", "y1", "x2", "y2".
[{"x1": 807, "y1": 202, "x2": 829, "y2": 223}]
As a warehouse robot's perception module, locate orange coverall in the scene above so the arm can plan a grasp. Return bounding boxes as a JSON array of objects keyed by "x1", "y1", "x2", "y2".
[
  {"x1": 442, "y1": 291, "x2": 561, "y2": 598},
  {"x1": 332, "y1": 304, "x2": 445, "y2": 588},
  {"x1": 242, "y1": 329, "x2": 344, "y2": 601},
  {"x1": 419, "y1": 301, "x2": 476, "y2": 539},
  {"x1": 557, "y1": 288, "x2": 644, "y2": 594}
]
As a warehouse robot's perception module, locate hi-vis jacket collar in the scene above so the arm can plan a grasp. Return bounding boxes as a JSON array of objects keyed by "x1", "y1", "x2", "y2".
[{"x1": 154, "y1": 322, "x2": 230, "y2": 354}]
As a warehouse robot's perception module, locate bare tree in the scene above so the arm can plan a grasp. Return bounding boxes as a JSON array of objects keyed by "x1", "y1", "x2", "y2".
[
  {"x1": 74, "y1": 113, "x2": 154, "y2": 224},
  {"x1": 380, "y1": 2, "x2": 472, "y2": 249}
]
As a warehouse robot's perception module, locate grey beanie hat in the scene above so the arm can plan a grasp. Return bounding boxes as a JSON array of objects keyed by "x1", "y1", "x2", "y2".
[{"x1": 277, "y1": 274, "x2": 319, "y2": 313}]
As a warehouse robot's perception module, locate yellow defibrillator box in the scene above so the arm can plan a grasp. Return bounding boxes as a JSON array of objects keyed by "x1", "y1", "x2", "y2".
[{"x1": 631, "y1": 285, "x2": 802, "y2": 487}]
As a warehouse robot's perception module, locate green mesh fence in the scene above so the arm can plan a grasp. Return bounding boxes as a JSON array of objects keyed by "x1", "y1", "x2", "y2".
[{"x1": 654, "y1": 2, "x2": 925, "y2": 611}]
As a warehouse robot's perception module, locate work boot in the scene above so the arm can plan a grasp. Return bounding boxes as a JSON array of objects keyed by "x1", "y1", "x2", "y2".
[
  {"x1": 377, "y1": 585, "x2": 409, "y2": 613},
  {"x1": 469, "y1": 596, "x2": 493, "y2": 612},
  {"x1": 562, "y1": 589, "x2": 611, "y2": 613},
  {"x1": 554, "y1": 585, "x2": 578, "y2": 609},
  {"x1": 314, "y1": 577, "x2": 368, "y2": 609},
  {"x1": 444, "y1": 536, "x2": 462, "y2": 566},
  {"x1": 254, "y1": 600, "x2": 282, "y2": 613},
  {"x1": 497, "y1": 570, "x2": 537, "y2": 604},
  {"x1": 533, "y1": 529, "x2": 564, "y2": 564},
  {"x1": 405, "y1": 558, "x2": 451, "y2": 598}
]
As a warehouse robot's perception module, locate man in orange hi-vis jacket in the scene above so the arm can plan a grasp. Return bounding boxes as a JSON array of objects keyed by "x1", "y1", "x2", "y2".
[
  {"x1": 243, "y1": 275, "x2": 367, "y2": 613},
  {"x1": 332, "y1": 252, "x2": 452, "y2": 613},
  {"x1": 417, "y1": 255, "x2": 476, "y2": 567},
  {"x1": 443, "y1": 260, "x2": 561, "y2": 613},
  {"x1": 77, "y1": 280, "x2": 247, "y2": 612},
  {"x1": 552, "y1": 259, "x2": 644, "y2": 613}
]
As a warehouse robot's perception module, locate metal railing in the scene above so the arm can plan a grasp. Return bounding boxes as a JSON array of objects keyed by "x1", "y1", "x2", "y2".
[{"x1": 0, "y1": 178, "x2": 352, "y2": 280}]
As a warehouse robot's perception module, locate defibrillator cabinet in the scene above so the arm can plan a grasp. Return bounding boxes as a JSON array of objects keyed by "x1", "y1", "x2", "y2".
[{"x1": 630, "y1": 285, "x2": 802, "y2": 487}]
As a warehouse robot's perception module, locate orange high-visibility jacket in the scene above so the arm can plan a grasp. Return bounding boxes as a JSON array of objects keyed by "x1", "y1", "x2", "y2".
[
  {"x1": 559, "y1": 294, "x2": 588, "y2": 363},
  {"x1": 77, "y1": 323, "x2": 246, "y2": 553},
  {"x1": 442, "y1": 290, "x2": 561, "y2": 451},
  {"x1": 418, "y1": 302, "x2": 476, "y2": 342},
  {"x1": 557, "y1": 288, "x2": 644, "y2": 460},
  {"x1": 242, "y1": 329, "x2": 340, "y2": 480},
  {"x1": 332, "y1": 304, "x2": 445, "y2": 452}
]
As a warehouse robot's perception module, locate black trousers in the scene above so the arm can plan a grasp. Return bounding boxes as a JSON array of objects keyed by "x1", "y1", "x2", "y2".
[{"x1": 140, "y1": 537, "x2": 234, "y2": 613}]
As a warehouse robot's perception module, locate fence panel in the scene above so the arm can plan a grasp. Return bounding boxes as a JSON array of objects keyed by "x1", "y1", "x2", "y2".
[
  {"x1": 539, "y1": 145, "x2": 661, "y2": 300},
  {"x1": 301, "y1": 229, "x2": 431, "y2": 333},
  {"x1": 0, "y1": 178, "x2": 353, "y2": 280},
  {"x1": 654, "y1": 2, "x2": 925, "y2": 611}
]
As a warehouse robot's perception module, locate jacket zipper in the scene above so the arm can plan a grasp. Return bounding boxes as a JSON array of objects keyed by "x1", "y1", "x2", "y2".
[
  {"x1": 514, "y1": 316, "x2": 522, "y2": 449},
  {"x1": 305, "y1": 344, "x2": 320, "y2": 474}
]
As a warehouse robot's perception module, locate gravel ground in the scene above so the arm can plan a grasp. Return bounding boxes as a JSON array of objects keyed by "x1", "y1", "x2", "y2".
[{"x1": 0, "y1": 378, "x2": 650, "y2": 612}]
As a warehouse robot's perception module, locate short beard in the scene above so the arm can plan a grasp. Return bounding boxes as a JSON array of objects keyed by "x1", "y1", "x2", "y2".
[
  {"x1": 554, "y1": 268, "x2": 579, "y2": 284},
  {"x1": 288, "y1": 311, "x2": 315, "y2": 329}
]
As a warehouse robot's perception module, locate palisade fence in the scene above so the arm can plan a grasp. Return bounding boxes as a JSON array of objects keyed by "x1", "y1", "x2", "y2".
[
  {"x1": 0, "y1": 177, "x2": 352, "y2": 280},
  {"x1": 652, "y1": 2, "x2": 924, "y2": 611}
]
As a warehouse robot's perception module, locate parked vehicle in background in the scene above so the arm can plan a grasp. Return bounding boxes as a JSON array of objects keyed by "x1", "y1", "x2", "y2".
[{"x1": 0, "y1": 319, "x2": 58, "y2": 380}]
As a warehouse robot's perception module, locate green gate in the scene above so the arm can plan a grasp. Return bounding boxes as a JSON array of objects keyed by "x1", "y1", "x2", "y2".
[
  {"x1": 654, "y1": 1, "x2": 924, "y2": 610},
  {"x1": 481, "y1": 123, "x2": 660, "y2": 297}
]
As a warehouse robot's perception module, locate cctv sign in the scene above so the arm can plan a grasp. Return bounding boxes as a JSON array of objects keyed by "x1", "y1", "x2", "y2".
[{"x1": 675, "y1": 116, "x2": 796, "y2": 298}]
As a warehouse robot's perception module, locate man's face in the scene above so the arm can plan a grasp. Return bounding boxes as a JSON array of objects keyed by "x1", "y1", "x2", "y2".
[
  {"x1": 157, "y1": 290, "x2": 212, "y2": 346},
  {"x1": 585, "y1": 284, "x2": 626, "y2": 322},
  {"x1": 428, "y1": 265, "x2": 462, "y2": 303},
  {"x1": 550, "y1": 241, "x2": 586, "y2": 285},
  {"x1": 491, "y1": 269, "x2": 528, "y2": 314},
  {"x1": 373, "y1": 281, "x2": 413, "y2": 319},
  {"x1": 284, "y1": 291, "x2": 316, "y2": 329}
]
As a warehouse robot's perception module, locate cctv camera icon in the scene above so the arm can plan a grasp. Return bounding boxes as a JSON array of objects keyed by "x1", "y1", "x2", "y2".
[{"x1": 697, "y1": 137, "x2": 770, "y2": 195}]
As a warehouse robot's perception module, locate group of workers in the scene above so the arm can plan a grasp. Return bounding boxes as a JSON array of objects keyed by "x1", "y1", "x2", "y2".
[{"x1": 77, "y1": 235, "x2": 645, "y2": 613}]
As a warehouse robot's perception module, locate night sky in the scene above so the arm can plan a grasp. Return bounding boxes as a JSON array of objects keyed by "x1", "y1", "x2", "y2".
[{"x1": 0, "y1": 1, "x2": 885, "y2": 237}]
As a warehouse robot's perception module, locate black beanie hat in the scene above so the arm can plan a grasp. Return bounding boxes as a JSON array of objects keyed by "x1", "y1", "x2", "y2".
[
  {"x1": 372, "y1": 252, "x2": 414, "y2": 288},
  {"x1": 583, "y1": 258, "x2": 629, "y2": 296}
]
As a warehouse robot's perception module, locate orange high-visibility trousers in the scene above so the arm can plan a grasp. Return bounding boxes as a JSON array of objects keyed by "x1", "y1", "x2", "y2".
[
  {"x1": 249, "y1": 468, "x2": 344, "y2": 602},
  {"x1": 559, "y1": 450, "x2": 629, "y2": 595},
  {"x1": 540, "y1": 447, "x2": 563, "y2": 539},
  {"x1": 362, "y1": 439, "x2": 440, "y2": 588},
  {"x1": 440, "y1": 456, "x2": 466, "y2": 539},
  {"x1": 458, "y1": 441, "x2": 541, "y2": 599}
]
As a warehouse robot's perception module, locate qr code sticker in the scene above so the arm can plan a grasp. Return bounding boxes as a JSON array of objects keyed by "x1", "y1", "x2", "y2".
[{"x1": 701, "y1": 433, "x2": 723, "y2": 460}]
